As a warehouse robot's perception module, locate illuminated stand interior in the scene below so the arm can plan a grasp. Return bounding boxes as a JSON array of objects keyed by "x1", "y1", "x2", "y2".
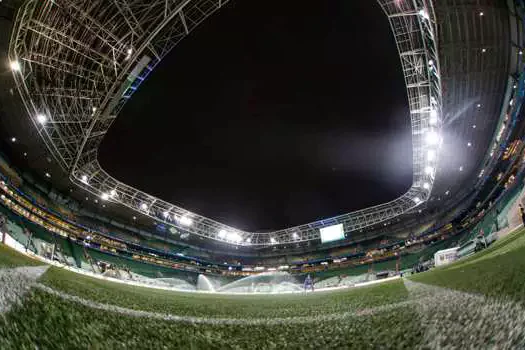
[{"x1": 9, "y1": 0, "x2": 442, "y2": 246}]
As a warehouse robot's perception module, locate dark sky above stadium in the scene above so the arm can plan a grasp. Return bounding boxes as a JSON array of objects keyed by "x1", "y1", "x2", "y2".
[{"x1": 99, "y1": 0, "x2": 412, "y2": 231}]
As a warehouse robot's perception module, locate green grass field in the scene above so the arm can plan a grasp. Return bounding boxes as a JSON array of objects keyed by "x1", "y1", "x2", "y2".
[
  {"x1": 0, "y1": 243, "x2": 45, "y2": 268},
  {"x1": 410, "y1": 227, "x2": 525, "y2": 302},
  {"x1": 1, "y1": 228, "x2": 525, "y2": 349},
  {"x1": 39, "y1": 266, "x2": 409, "y2": 318}
]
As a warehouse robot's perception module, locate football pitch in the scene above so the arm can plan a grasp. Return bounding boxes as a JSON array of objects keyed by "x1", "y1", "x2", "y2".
[{"x1": 1, "y1": 228, "x2": 525, "y2": 349}]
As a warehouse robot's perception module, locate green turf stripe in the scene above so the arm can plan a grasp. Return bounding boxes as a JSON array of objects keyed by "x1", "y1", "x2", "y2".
[
  {"x1": 40, "y1": 266, "x2": 410, "y2": 318},
  {"x1": 0, "y1": 244, "x2": 45, "y2": 268},
  {"x1": 0, "y1": 289, "x2": 423, "y2": 349},
  {"x1": 410, "y1": 228, "x2": 525, "y2": 302}
]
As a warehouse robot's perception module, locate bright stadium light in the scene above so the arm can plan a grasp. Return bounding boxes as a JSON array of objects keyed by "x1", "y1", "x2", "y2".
[
  {"x1": 425, "y1": 166, "x2": 434, "y2": 175},
  {"x1": 218, "y1": 229, "x2": 227, "y2": 239},
  {"x1": 426, "y1": 131, "x2": 439, "y2": 145},
  {"x1": 414, "y1": 197, "x2": 421, "y2": 204},
  {"x1": 292, "y1": 232, "x2": 299, "y2": 240},
  {"x1": 110, "y1": 189, "x2": 117, "y2": 198},
  {"x1": 36, "y1": 114, "x2": 47, "y2": 124},
  {"x1": 140, "y1": 203, "x2": 148, "y2": 211},
  {"x1": 423, "y1": 182, "x2": 430, "y2": 189},
  {"x1": 178, "y1": 216, "x2": 193, "y2": 226},
  {"x1": 10, "y1": 60, "x2": 21, "y2": 71},
  {"x1": 227, "y1": 232, "x2": 242, "y2": 243},
  {"x1": 418, "y1": 9, "x2": 429, "y2": 20},
  {"x1": 163, "y1": 211, "x2": 169, "y2": 218},
  {"x1": 81, "y1": 175, "x2": 88, "y2": 184},
  {"x1": 427, "y1": 149, "x2": 436, "y2": 162},
  {"x1": 100, "y1": 193, "x2": 109, "y2": 201},
  {"x1": 270, "y1": 237, "x2": 277, "y2": 244},
  {"x1": 246, "y1": 237, "x2": 252, "y2": 244},
  {"x1": 429, "y1": 109, "x2": 438, "y2": 125}
]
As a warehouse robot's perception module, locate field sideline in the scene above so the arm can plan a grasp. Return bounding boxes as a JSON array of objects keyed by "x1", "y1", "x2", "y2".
[{"x1": 0, "y1": 227, "x2": 524, "y2": 348}]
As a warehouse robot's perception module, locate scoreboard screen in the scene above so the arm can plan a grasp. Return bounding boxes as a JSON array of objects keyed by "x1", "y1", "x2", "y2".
[{"x1": 320, "y1": 224, "x2": 344, "y2": 243}]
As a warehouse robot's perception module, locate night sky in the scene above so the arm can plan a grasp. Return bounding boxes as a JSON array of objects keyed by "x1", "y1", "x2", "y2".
[{"x1": 98, "y1": 0, "x2": 412, "y2": 231}]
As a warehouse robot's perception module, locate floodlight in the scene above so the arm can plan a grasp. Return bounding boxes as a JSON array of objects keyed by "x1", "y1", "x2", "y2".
[
  {"x1": 429, "y1": 109, "x2": 438, "y2": 125},
  {"x1": 179, "y1": 216, "x2": 193, "y2": 226},
  {"x1": 163, "y1": 211, "x2": 169, "y2": 218},
  {"x1": 11, "y1": 137, "x2": 16, "y2": 142},
  {"x1": 45, "y1": 172, "x2": 51, "y2": 178},
  {"x1": 292, "y1": 232, "x2": 299, "y2": 240},
  {"x1": 428, "y1": 59, "x2": 434, "y2": 66},
  {"x1": 414, "y1": 197, "x2": 421, "y2": 204},
  {"x1": 418, "y1": 9, "x2": 429, "y2": 20},
  {"x1": 246, "y1": 238, "x2": 252, "y2": 243},
  {"x1": 110, "y1": 189, "x2": 117, "y2": 197},
  {"x1": 467, "y1": 142, "x2": 472, "y2": 147},
  {"x1": 459, "y1": 166, "x2": 463, "y2": 172},
  {"x1": 81, "y1": 175, "x2": 88, "y2": 183},
  {"x1": 425, "y1": 131, "x2": 439, "y2": 145},
  {"x1": 101, "y1": 193, "x2": 109, "y2": 200},
  {"x1": 227, "y1": 232, "x2": 242, "y2": 243},
  {"x1": 270, "y1": 237, "x2": 277, "y2": 244},
  {"x1": 218, "y1": 230, "x2": 227, "y2": 239},
  {"x1": 140, "y1": 203, "x2": 148, "y2": 211},
  {"x1": 10, "y1": 61, "x2": 21, "y2": 71},
  {"x1": 425, "y1": 166, "x2": 434, "y2": 175},
  {"x1": 423, "y1": 182, "x2": 430, "y2": 189},
  {"x1": 36, "y1": 114, "x2": 47, "y2": 124},
  {"x1": 427, "y1": 149, "x2": 436, "y2": 161}
]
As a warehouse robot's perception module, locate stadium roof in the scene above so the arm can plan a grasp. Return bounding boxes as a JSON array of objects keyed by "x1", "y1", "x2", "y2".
[{"x1": 0, "y1": 0, "x2": 520, "y2": 248}]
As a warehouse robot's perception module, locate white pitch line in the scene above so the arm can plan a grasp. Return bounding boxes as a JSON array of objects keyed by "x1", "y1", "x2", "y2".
[
  {"x1": 404, "y1": 279, "x2": 525, "y2": 349},
  {"x1": 35, "y1": 283, "x2": 423, "y2": 325},
  {"x1": 0, "y1": 266, "x2": 49, "y2": 314}
]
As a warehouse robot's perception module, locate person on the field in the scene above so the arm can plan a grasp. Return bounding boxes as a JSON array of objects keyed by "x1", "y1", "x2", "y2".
[
  {"x1": 304, "y1": 274, "x2": 314, "y2": 292},
  {"x1": 519, "y1": 204, "x2": 525, "y2": 226}
]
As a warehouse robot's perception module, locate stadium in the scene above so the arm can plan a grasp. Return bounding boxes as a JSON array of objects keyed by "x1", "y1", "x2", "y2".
[{"x1": 1, "y1": 0, "x2": 525, "y2": 348}]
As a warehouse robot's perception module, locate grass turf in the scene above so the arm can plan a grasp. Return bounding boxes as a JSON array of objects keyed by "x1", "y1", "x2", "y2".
[
  {"x1": 41, "y1": 266, "x2": 409, "y2": 318},
  {"x1": 0, "y1": 288, "x2": 422, "y2": 349},
  {"x1": 0, "y1": 243, "x2": 45, "y2": 268},
  {"x1": 3, "y1": 227, "x2": 525, "y2": 348},
  {"x1": 410, "y1": 227, "x2": 525, "y2": 302}
]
